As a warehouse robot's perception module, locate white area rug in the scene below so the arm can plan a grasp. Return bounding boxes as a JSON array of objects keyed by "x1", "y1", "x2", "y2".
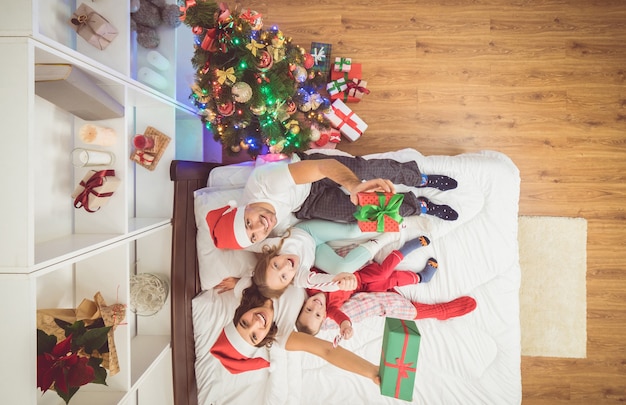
[{"x1": 518, "y1": 216, "x2": 587, "y2": 358}]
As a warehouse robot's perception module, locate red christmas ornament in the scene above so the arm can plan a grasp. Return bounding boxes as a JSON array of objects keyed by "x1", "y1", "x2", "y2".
[
  {"x1": 217, "y1": 101, "x2": 235, "y2": 116},
  {"x1": 255, "y1": 50, "x2": 274, "y2": 71},
  {"x1": 303, "y1": 53, "x2": 314, "y2": 69}
]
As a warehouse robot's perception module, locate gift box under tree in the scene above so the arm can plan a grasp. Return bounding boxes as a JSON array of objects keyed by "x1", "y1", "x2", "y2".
[
  {"x1": 310, "y1": 42, "x2": 332, "y2": 76},
  {"x1": 379, "y1": 317, "x2": 421, "y2": 401},
  {"x1": 324, "y1": 99, "x2": 368, "y2": 142},
  {"x1": 354, "y1": 192, "x2": 404, "y2": 232}
]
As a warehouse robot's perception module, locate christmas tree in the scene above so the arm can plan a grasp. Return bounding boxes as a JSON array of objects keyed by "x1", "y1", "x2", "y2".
[{"x1": 180, "y1": 1, "x2": 332, "y2": 157}]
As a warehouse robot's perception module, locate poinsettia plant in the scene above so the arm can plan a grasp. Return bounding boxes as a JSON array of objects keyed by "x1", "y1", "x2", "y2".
[{"x1": 37, "y1": 319, "x2": 111, "y2": 404}]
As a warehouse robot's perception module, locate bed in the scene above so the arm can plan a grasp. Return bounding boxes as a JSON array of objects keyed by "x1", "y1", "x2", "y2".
[{"x1": 169, "y1": 148, "x2": 522, "y2": 405}]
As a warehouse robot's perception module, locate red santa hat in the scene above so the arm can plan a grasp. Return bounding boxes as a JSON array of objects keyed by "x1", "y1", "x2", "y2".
[
  {"x1": 210, "y1": 323, "x2": 270, "y2": 374},
  {"x1": 205, "y1": 203, "x2": 251, "y2": 249}
]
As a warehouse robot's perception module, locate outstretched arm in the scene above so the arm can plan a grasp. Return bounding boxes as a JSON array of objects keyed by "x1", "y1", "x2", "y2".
[
  {"x1": 287, "y1": 159, "x2": 395, "y2": 204},
  {"x1": 284, "y1": 331, "x2": 380, "y2": 385}
]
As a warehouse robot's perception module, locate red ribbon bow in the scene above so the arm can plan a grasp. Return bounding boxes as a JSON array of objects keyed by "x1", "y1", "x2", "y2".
[
  {"x1": 346, "y1": 79, "x2": 371, "y2": 95},
  {"x1": 333, "y1": 107, "x2": 363, "y2": 136},
  {"x1": 73, "y1": 170, "x2": 116, "y2": 213}
]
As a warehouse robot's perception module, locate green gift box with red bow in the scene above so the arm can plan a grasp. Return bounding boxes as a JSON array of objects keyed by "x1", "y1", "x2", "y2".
[
  {"x1": 354, "y1": 192, "x2": 404, "y2": 232},
  {"x1": 379, "y1": 317, "x2": 421, "y2": 401}
]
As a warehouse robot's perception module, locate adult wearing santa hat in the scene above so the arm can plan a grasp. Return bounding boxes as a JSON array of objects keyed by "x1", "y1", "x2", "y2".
[{"x1": 205, "y1": 152, "x2": 458, "y2": 250}]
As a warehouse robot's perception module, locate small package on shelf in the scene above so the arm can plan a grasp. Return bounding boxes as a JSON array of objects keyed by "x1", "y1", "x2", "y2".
[
  {"x1": 69, "y1": 3, "x2": 119, "y2": 50},
  {"x1": 35, "y1": 64, "x2": 124, "y2": 121},
  {"x1": 72, "y1": 169, "x2": 120, "y2": 213},
  {"x1": 354, "y1": 192, "x2": 404, "y2": 232},
  {"x1": 323, "y1": 99, "x2": 368, "y2": 142},
  {"x1": 130, "y1": 126, "x2": 171, "y2": 171},
  {"x1": 379, "y1": 317, "x2": 421, "y2": 401}
]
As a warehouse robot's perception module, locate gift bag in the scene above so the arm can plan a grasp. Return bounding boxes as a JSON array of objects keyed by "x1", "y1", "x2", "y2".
[
  {"x1": 69, "y1": 3, "x2": 119, "y2": 50},
  {"x1": 379, "y1": 317, "x2": 421, "y2": 401},
  {"x1": 354, "y1": 192, "x2": 404, "y2": 232}
]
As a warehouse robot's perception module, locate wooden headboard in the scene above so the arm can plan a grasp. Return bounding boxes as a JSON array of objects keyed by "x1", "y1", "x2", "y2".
[{"x1": 169, "y1": 160, "x2": 222, "y2": 405}]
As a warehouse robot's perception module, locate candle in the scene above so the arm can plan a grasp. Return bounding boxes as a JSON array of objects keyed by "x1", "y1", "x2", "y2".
[
  {"x1": 79, "y1": 124, "x2": 117, "y2": 146},
  {"x1": 71, "y1": 148, "x2": 115, "y2": 167},
  {"x1": 133, "y1": 134, "x2": 155, "y2": 150}
]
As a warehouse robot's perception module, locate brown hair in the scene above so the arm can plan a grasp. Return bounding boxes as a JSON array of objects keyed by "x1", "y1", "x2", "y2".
[
  {"x1": 295, "y1": 303, "x2": 321, "y2": 336},
  {"x1": 252, "y1": 230, "x2": 291, "y2": 299},
  {"x1": 233, "y1": 283, "x2": 278, "y2": 348}
]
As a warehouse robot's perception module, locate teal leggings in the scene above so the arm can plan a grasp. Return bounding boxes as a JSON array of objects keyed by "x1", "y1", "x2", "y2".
[{"x1": 294, "y1": 219, "x2": 373, "y2": 275}]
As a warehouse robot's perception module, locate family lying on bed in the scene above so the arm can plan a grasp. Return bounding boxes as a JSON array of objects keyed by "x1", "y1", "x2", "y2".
[{"x1": 202, "y1": 152, "x2": 477, "y2": 385}]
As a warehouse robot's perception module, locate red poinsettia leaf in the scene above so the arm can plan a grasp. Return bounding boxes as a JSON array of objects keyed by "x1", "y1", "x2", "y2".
[
  {"x1": 36, "y1": 354, "x2": 56, "y2": 392},
  {"x1": 53, "y1": 368, "x2": 69, "y2": 394},
  {"x1": 51, "y1": 334, "x2": 73, "y2": 357},
  {"x1": 67, "y1": 356, "x2": 95, "y2": 388}
]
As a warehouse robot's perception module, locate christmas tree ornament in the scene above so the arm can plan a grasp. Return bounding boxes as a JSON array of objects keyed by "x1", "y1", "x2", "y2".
[
  {"x1": 231, "y1": 82, "x2": 253, "y2": 103},
  {"x1": 293, "y1": 66, "x2": 307, "y2": 83},
  {"x1": 216, "y1": 67, "x2": 236, "y2": 85},
  {"x1": 240, "y1": 9, "x2": 263, "y2": 30},
  {"x1": 310, "y1": 93, "x2": 323, "y2": 110},
  {"x1": 231, "y1": 144, "x2": 241, "y2": 152},
  {"x1": 217, "y1": 101, "x2": 235, "y2": 116},
  {"x1": 286, "y1": 99, "x2": 297, "y2": 114},
  {"x1": 309, "y1": 126, "x2": 321, "y2": 142},
  {"x1": 254, "y1": 49, "x2": 274, "y2": 71},
  {"x1": 303, "y1": 53, "x2": 314, "y2": 69},
  {"x1": 250, "y1": 104, "x2": 267, "y2": 115}
]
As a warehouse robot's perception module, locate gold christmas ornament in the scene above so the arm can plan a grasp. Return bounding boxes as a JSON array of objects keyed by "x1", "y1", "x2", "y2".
[{"x1": 231, "y1": 82, "x2": 253, "y2": 103}]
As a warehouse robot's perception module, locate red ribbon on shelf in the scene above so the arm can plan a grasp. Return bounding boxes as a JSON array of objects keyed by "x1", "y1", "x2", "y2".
[
  {"x1": 73, "y1": 169, "x2": 116, "y2": 213},
  {"x1": 382, "y1": 320, "x2": 416, "y2": 398}
]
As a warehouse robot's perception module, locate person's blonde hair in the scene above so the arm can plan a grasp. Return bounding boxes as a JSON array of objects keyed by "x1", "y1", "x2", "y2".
[{"x1": 252, "y1": 230, "x2": 291, "y2": 299}]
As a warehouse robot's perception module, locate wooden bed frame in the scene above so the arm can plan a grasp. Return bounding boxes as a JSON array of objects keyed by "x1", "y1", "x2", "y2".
[{"x1": 169, "y1": 160, "x2": 222, "y2": 405}]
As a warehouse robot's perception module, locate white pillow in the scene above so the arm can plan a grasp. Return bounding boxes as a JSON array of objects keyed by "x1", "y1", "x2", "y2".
[{"x1": 194, "y1": 186, "x2": 257, "y2": 290}]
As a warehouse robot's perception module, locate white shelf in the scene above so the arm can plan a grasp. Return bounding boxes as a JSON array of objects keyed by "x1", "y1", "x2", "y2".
[{"x1": 0, "y1": 0, "x2": 197, "y2": 402}]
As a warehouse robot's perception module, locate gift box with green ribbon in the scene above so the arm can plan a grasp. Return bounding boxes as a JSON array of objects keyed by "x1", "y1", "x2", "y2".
[
  {"x1": 354, "y1": 192, "x2": 404, "y2": 232},
  {"x1": 379, "y1": 317, "x2": 421, "y2": 401}
]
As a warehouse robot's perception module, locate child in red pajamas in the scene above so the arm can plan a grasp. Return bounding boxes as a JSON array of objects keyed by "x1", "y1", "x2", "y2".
[{"x1": 296, "y1": 235, "x2": 447, "y2": 339}]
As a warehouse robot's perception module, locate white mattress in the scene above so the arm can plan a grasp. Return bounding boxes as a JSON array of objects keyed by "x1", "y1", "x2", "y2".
[{"x1": 192, "y1": 148, "x2": 522, "y2": 404}]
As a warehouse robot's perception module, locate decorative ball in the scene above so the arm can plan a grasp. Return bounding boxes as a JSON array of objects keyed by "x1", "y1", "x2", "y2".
[
  {"x1": 286, "y1": 100, "x2": 297, "y2": 114},
  {"x1": 241, "y1": 10, "x2": 263, "y2": 30},
  {"x1": 217, "y1": 101, "x2": 235, "y2": 116},
  {"x1": 231, "y1": 82, "x2": 253, "y2": 103},
  {"x1": 250, "y1": 104, "x2": 266, "y2": 115},
  {"x1": 129, "y1": 273, "x2": 170, "y2": 316},
  {"x1": 293, "y1": 66, "x2": 307, "y2": 83},
  {"x1": 289, "y1": 124, "x2": 300, "y2": 134},
  {"x1": 303, "y1": 53, "x2": 314, "y2": 69},
  {"x1": 298, "y1": 100, "x2": 312, "y2": 112},
  {"x1": 231, "y1": 144, "x2": 241, "y2": 152},
  {"x1": 310, "y1": 93, "x2": 323, "y2": 110},
  {"x1": 255, "y1": 50, "x2": 274, "y2": 71},
  {"x1": 309, "y1": 126, "x2": 321, "y2": 142},
  {"x1": 240, "y1": 140, "x2": 250, "y2": 150}
]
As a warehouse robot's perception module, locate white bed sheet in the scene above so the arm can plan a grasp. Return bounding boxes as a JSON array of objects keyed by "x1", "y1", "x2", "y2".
[{"x1": 192, "y1": 148, "x2": 522, "y2": 405}]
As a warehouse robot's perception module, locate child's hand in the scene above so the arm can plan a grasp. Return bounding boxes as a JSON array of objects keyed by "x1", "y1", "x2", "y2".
[
  {"x1": 333, "y1": 273, "x2": 357, "y2": 291},
  {"x1": 340, "y1": 321, "x2": 354, "y2": 340},
  {"x1": 214, "y1": 277, "x2": 240, "y2": 294}
]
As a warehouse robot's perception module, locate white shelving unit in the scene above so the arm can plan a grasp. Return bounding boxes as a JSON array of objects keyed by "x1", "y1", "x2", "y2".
[{"x1": 0, "y1": 0, "x2": 204, "y2": 403}]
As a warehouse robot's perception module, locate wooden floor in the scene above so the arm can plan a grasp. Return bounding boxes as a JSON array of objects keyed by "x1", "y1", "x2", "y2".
[{"x1": 231, "y1": 1, "x2": 626, "y2": 403}]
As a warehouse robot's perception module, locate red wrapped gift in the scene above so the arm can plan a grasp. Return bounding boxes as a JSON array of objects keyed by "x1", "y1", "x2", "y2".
[
  {"x1": 71, "y1": 169, "x2": 120, "y2": 213},
  {"x1": 354, "y1": 192, "x2": 404, "y2": 232},
  {"x1": 330, "y1": 63, "x2": 362, "y2": 82}
]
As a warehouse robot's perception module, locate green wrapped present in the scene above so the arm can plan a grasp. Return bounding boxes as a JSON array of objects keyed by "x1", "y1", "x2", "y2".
[{"x1": 379, "y1": 317, "x2": 421, "y2": 401}]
